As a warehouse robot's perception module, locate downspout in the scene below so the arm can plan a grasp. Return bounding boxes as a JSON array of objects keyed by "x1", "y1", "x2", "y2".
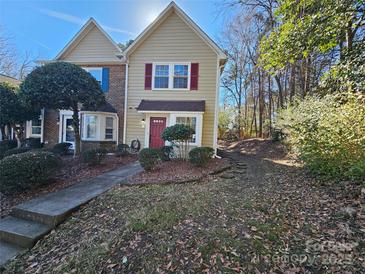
[
  {"x1": 213, "y1": 58, "x2": 225, "y2": 157},
  {"x1": 123, "y1": 62, "x2": 129, "y2": 144},
  {"x1": 116, "y1": 114, "x2": 119, "y2": 145}
]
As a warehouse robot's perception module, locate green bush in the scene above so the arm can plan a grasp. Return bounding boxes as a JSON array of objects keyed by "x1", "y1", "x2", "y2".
[
  {"x1": 24, "y1": 137, "x2": 42, "y2": 148},
  {"x1": 0, "y1": 151, "x2": 61, "y2": 194},
  {"x1": 0, "y1": 139, "x2": 18, "y2": 159},
  {"x1": 116, "y1": 144, "x2": 130, "y2": 157},
  {"x1": 189, "y1": 147, "x2": 214, "y2": 167},
  {"x1": 138, "y1": 148, "x2": 162, "y2": 171},
  {"x1": 3, "y1": 147, "x2": 32, "y2": 157},
  {"x1": 51, "y1": 142, "x2": 72, "y2": 156},
  {"x1": 160, "y1": 146, "x2": 174, "y2": 161},
  {"x1": 275, "y1": 92, "x2": 365, "y2": 180},
  {"x1": 82, "y1": 148, "x2": 107, "y2": 165},
  {"x1": 161, "y1": 124, "x2": 194, "y2": 160}
]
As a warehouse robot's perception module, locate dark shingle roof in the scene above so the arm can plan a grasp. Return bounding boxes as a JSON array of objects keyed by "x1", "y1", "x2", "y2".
[
  {"x1": 137, "y1": 100, "x2": 205, "y2": 112},
  {"x1": 82, "y1": 102, "x2": 117, "y2": 113}
]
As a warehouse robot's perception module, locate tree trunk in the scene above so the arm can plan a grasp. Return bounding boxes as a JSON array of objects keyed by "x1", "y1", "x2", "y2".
[
  {"x1": 274, "y1": 74, "x2": 284, "y2": 108},
  {"x1": 304, "y1": 56, "x2": 311, "y2": 97},
  {"x1": 258, "y1": 71, "x2": 265, "y2": 138},
  {"x1": 289, "y1": 64, "x2": 296, "y2": 104},
  {"x1": 72, "y1": 108, "x2": 81, "y2": 156},
  {"x1": 268, "y1": 75, "x2": 272, "y2": 137},
  {"x1": 1, "y1": 126, "x2": 6, "y2": 141}
]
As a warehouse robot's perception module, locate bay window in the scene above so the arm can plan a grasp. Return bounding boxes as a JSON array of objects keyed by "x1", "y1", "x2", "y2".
[
  {"x1": 153, "y1": 63, "x2": 190, "y2": 90},
  {"x1": 82, "y1": 113, "x2": 117, "y2": 141},
  {"x1": 84, "y1": 115, "x2": 98, "y2": 139}
]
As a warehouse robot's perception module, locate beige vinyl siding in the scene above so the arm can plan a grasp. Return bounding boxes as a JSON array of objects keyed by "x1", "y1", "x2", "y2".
[
  {"x1": 62, "y1": 25, "x2": 120, "y2": 63},
  {"x1": 126, "y1": 11, "x2": 218, "y2": 148}
]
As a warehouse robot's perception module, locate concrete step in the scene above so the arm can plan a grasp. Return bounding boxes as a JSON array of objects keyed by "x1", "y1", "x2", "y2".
[
  {"x1": 0, "y1": 216, "x2": 52, "y2": 248},
  {"x1": 11, "y1": 162, "x2": 143, "y2": 226},
  {"x1": 0, "y1": 241, "x2": 25, "y2": 266}
]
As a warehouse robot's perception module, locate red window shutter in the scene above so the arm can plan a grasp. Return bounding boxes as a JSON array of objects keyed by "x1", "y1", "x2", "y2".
[
  {"x1": 190, "y1": 63, "x2": 199, "y2": 90},
  {"x1": 145, "y1": 63, "x2": 152, "y2": 90}
]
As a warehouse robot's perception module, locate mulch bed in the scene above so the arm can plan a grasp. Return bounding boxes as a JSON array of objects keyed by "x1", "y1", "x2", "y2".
[
  {"x1": 0, "y1": 154, "x2": 137, "y2": 218},
  {"x1": 127, "y1": 158, "x2": 231, "y2": 185}
]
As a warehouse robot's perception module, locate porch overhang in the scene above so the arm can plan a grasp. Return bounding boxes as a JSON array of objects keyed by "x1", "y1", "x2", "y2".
[{"x1": 136, "y1": 100, "x2": 205, "y2": 113}]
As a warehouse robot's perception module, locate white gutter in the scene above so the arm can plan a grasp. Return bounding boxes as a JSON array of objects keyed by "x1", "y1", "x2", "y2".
[{"x1": 123, "y1": 63, "x2": 128, "y2": 144}]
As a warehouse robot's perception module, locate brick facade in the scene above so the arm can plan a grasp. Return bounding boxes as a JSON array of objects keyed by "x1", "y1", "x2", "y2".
[
  {"x1": 41, "y1": 64, "x2": 126, "y2": 150},
  {"x1": 43, "y1": 109, "x2": 59, "y2": 147}
]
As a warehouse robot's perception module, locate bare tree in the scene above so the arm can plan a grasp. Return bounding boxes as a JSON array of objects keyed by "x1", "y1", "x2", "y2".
[{"x1": 0, "y1": 27, "x2": 17, "y2": 77}]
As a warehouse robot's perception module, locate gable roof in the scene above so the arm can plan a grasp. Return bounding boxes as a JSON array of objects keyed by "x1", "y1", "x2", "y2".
[
  {"x1": 54, "y1": 18, "x2": 124, "y2": 62},
  {"x1": 124, "y1": 1, "x2": 227, "y2": 60}
]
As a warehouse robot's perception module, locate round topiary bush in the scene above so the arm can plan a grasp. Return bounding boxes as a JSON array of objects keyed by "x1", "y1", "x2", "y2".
[
  {"x1": 82, "y1": 147, "x2": 107, "y2": 166},
  {"x1": 138, "y1": 148, "x2": 162, "y2": 171},
  {"x1": 188, "y1": 147, "x2": 214, "y2": 167},
  {"x1": 0, "y1": 151, "x2": 61, "y2": 194}
]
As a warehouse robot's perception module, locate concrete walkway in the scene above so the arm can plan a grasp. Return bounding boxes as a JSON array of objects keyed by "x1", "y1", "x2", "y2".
[{"x1": 0, "y1": 161, "x2": 142, "y2": 266}]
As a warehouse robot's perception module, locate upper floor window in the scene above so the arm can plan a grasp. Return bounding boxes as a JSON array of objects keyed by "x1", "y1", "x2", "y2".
[
  {"x1": 83, "y1": 67, "x2": 103, "y2": 85},
  {"x1": 154, "y1": 65, "x2": 169, "y2": 89},
  {"x1": 153, "y1": 63, "x2": 190, "y2": 90},
  {"x1": 173, "y1": 65, "x2": 189, "y2": 89}
]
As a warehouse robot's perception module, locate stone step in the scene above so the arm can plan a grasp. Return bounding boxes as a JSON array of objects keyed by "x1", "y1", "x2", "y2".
[
  {"x1": 0, "y1": 241, "x2": 25, "y2": 266},
  {"x1": 0, "y1": 216, "x2": 52, "y2": 248}
]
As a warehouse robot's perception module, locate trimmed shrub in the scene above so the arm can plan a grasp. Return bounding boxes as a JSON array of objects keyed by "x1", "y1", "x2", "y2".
[
  {"x1": 0, "y1": 151, "x2": 61, "y2": 194},
  {"x1": 189, "y1": 147, "x2": 214, "y2": 167},
  {"x1": 139, "y1": 148, "x2": 162, "y2": 171},
  {"x1": 116, "y1": 144, "x2": 130, "y2": 157},
  {"x1": 161, "y1": 124, "x2": 194, "y2": 160},
  {"x1": 275, "y1": 92, "x2": 365, "y2": 180},
  {"x1": 0, "y1": 139, "x2": 18, "y2": 159},
  {"x1": 82, "y1": 147, "x2": 107, "y2": 166},
  {"x1": 24, "y1": 137, "x2": 42, "y2": 148},
  {"x1": 160, "y1": 145, "x2": 174, "y2": 161},
  {"x1": 51, "y1": 142, "x2": 72, "y2": 156},
  {"x1": 3, "y1": 147, "x2": 31, "y2": 157}
]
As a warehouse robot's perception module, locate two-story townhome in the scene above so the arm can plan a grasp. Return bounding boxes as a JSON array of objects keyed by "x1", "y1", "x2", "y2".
[{"x1": 26, "y1": 2, "x2": 226, "y2": 151}]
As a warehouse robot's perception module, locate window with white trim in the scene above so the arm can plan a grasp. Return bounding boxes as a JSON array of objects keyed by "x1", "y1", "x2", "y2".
[
  {"x1": 105, "y1": 117, "x2": 114, "y2": 139},
  {"x1": 176, "y1": 116, "x2": 196, "y2": 143},
  {"x1": 84, "y1": 115, "x2": 98, "y2": 139},
  {"x1": 31, "y1": 118, "x2": 42, "y2": 135},
  {"x1": 154, "y1": 65, "x2": 169, "y2": 89},
  {"x1": 173, "y1": 65, "x2": 189, "y2": 89},
  {"x1": 83, "y1": 67, "x2": 102, "y2": 85},
  {"x1": 153, "y1": 63, "x2": 190, "y2": 90}
]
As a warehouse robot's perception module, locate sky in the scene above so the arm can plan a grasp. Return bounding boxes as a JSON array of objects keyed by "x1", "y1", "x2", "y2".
[{"x1": 0, "y1": 0, "x2": 231, "y2": 62}]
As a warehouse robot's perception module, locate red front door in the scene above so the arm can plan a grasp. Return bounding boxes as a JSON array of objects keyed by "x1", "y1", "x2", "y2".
[{"x1": 149, "y1": 117, "x2": 166, "y2": 148}]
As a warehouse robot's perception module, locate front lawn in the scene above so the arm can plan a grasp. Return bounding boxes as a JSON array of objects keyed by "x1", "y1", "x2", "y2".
[{"x1": 2, "y1": 140, "x2": 364, "y2": 273}]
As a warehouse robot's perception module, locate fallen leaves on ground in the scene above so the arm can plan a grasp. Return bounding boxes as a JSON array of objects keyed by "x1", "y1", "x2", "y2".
[{"x1": 2, "y1": 139, "x2": 364, "y2": 273}]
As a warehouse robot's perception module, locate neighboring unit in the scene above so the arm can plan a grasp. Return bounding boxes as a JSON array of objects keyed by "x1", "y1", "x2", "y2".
[{"x1": 28, "y1": 1, "x2": 226, "y2": 151}]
